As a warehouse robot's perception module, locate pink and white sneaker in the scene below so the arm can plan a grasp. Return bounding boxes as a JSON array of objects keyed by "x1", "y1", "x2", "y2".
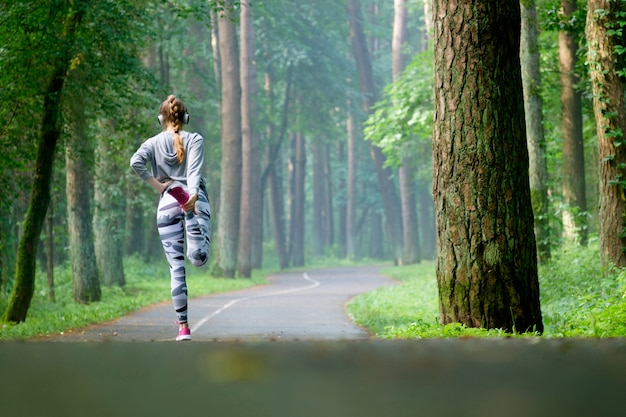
[{"x1": 176, "y1": 325, "x2": 192, "y2": 341}]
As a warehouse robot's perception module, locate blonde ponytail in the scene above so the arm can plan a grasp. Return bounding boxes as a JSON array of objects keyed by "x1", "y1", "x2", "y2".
[
  {"x1": 159, "y1": 94, "x2": 187, "y2": 164},
  {"x1": 174, "y1": 132, "x2": 184, "y2": 164}
]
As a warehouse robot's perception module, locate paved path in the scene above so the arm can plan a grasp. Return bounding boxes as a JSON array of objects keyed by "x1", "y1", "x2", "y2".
[{"x1": 49, "y1": 265, "x2": 396, "y2": 342}]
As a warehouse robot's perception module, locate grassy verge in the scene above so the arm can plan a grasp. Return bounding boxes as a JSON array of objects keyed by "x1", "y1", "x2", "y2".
[
  {"x1": 0, "y1": 256, "x2": 267, "y2": 341},
  {"x1": 348, "y1": 240, "x2": 626, "y2": 338}
]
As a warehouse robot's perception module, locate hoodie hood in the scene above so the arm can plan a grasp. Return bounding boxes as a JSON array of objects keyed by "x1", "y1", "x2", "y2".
[{"x1": 156, "y1": 132, "x2": 180, "y2": 166}]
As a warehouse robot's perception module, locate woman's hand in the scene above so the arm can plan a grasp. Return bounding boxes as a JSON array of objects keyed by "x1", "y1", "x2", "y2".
[
  {"x1": 184, "y1": 193, "x2": 198, "y2": 212},
  {"x1": 147, "y1": 177, "x2": 171, "y2": 194}
]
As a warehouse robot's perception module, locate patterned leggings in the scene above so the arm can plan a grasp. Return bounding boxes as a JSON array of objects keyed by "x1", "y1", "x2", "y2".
[{"x1": 156, "y1": 186, "x2": 211, "y2": 324}]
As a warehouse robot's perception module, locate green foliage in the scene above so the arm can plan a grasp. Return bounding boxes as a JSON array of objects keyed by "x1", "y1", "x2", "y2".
[
  {"x1": 543, "y1": 1, "x2": 587, "y2": 34},
  {"x1": 364, "y1": 51, "x2": 434, "y2": 169},
  {"x1": 0, "y1": 256, "x2": 265, "y2": 340},
  {"x1": 348, "y1": 240, "x2": 626, "y2": 338}
]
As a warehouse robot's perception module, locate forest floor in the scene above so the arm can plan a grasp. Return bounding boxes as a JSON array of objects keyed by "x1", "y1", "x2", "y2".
[{"x1": 2, "y1": 265, "x2": 625, "y2": 417}]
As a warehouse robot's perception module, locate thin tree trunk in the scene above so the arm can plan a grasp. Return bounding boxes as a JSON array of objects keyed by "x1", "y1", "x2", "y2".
[
  {"x1": 268, "y1": 146, "x2": 289, "y2": 269},
  {"x1": 346, "y1": 108, "x2": 357, "y2": 260},
  {"x1": 520, "y1": 0, "x2": 551, "y2": 263},
  {"x1": 433, "y1": 0, "x2": 543, "y2": 333},
  {"x1": 216, "y1": 1, "x2": 242, "y2": 277},
  {"x1": 45, "y1": 202, "x2": 55, "y2": 302},
  {"x1": 237, "y1": 1, "x2": 260, "y2": 278},
  {"x1": 210, "y1": 9, "x2": 222, "y2": 94},
  {"x1": 369, "y1": 211, "x2": 384, "y2": 259},
  {"x1": 586, "y1": 0, "x2": 626, "y2": 268},
  {"x1": 336, "y1": 140, "x2": 347, "y2": 257},
  {"x1": 322, "y1": 142, "x2": 334, "y2": 248},
  {"x1": 394, "y1": 0, "x2": 420, "y2": 265},
  {"x1": 124, "y1": 170, "x2": 145, "y2": 256},
  {"x1": 262, "y1": 70, "x2": 291, "y2": 269},
  {"x1": 94, "y1": 129, "x2": 125, "y2": 287},
  {"x1": 559, "y1": 0, "x2": 588, "y2": 245},
  {"x1": 313, "y1": 137, "x2": 325, "y2": 257},
  {"x1": 290, "y1": 131, "x2": 306, "y2": 267},
  {"x1": 418, "y1": 186, "x2": 436, "y2": 259},
  {"x1": 66, "y1": 92, "x2": 100, "y2": 303},
  {"x1": 3, "y1": 6, "x2": 84, "y2": 322},
  {"x1": 347, "y1": 0, "x2": 404, "y2": 265}
]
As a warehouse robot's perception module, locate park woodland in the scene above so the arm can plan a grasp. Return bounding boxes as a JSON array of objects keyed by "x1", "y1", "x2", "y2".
[{"x1": 1, "y1": 0, "x2": 626, "y2": 335}]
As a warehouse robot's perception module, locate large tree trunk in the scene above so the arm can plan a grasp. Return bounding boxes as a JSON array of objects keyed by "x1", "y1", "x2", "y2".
[
  {"x1": 94, "y1": 130, "x2": 125, "y2": 287},
  {"x1": 586, "y1": 0, "x2": 626, "y2": 268},
  {"x1": 347, "y1": 0, "x2": 404, "y2": 265},
  {"x1": 559, "y1": 0, "x2": 588, "y2": 245},
  {"x1": 216, "y1": 1, "x2": 242, "y2": 277},
  {"x1": 432, "y1": 0, "x2": 543, "y2": 333},
  {"x1": 520, "y1": 0, "x2": 551, "y2": 264},
  {"x1": 394, "y1": 0, "x2": 420, "y2": 265},
  {"x1": 2, "y1": 7, "x2": 84, "y2": 323},
  {"x1": 66, "y1": 93, "x2": 100, "y2": 303},
  {"x1": 237, "y1": 1, "x2": 261, "y2": 278}
]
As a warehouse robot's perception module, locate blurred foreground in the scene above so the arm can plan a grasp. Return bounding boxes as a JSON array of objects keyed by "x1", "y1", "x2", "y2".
[{"x1": 1, "y1": 338, "x2": 624, "y2": 417}]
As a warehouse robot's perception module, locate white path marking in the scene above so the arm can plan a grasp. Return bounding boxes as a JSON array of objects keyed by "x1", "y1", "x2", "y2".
[{"x1": 190, "y1": 272, "x2": 320, "y2": 334}]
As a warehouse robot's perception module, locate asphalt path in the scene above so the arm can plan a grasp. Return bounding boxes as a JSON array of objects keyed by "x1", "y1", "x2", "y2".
[
  {"x1": 3, "y1": 265, "x2": 626, "y2": 417},
  {"x1": 47, "y1": 264, "x2": 397, "y2": 342}
]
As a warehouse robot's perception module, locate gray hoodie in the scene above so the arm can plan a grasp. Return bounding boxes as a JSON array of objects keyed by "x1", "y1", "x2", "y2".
[{"x1": 130, "y1": 131, "x2": 205, "y2": 196}]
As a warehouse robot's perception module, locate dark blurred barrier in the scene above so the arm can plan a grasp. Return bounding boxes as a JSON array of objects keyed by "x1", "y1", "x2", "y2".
[{"x1": 1, "y1": 338, "x2": 624, "y2": 417}]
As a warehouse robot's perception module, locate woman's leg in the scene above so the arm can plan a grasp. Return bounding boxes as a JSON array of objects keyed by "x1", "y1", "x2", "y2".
[
  {"x1": 156, "y1": 193, "x2": 189, "y2": 324},
  {"x1": 185, "y1": 188, "x2": 211, "y2": 267}
]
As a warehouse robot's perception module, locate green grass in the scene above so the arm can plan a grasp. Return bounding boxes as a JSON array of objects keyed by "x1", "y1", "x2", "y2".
[
  {"x1": 0, "y1": 256, "x2": 267, "y2": 341},
  {"x1": 348, "y1": 240, "x2": 626, "y2": 338}
]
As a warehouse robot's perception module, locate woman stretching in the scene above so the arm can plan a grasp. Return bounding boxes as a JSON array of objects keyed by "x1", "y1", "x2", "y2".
[{"x1": 130, "y1": 95, "x2": 211, "y2": 341}]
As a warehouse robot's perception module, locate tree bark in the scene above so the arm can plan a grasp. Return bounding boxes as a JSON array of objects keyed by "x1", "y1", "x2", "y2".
[
  {"x1": 586, "y1": 0, "x2": 626, "y2": 268},
  {"x1": 216, "y1": 0, "x2": 242, "y2": 277},
  {"x1": 66, "y1": 91, "x2": 101, "y2": 303},
  {"x1": 432, "y1": 0, "x2": 543, "y2": 333},
  {"x1": 2, "y1": 6, "x2": 84, "y2": 322},
  {"x1": 347, "y1": 0, "x2": 404, "y2": 265},
  {"x1": 94, "y1": 130, "x2": 125, "y2": 287},
  {"x1": 559, "y1": 0, "x2": 588, "y2": 245},
  {"x1": 237, "y1": 1, "x2": 261, "y2": 277},
  {"x1": 520, "y1": 0, "x2": 551, "y2": 263}
]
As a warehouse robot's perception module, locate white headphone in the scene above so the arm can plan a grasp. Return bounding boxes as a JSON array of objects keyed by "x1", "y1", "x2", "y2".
[{"x1": 158, "y1": 112, "x2": 189, "y2": 126}]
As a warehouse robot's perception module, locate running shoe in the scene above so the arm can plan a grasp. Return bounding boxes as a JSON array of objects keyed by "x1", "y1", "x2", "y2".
[{"x1": 176, "y1": 325, "x2": 192, "y2": 341}]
